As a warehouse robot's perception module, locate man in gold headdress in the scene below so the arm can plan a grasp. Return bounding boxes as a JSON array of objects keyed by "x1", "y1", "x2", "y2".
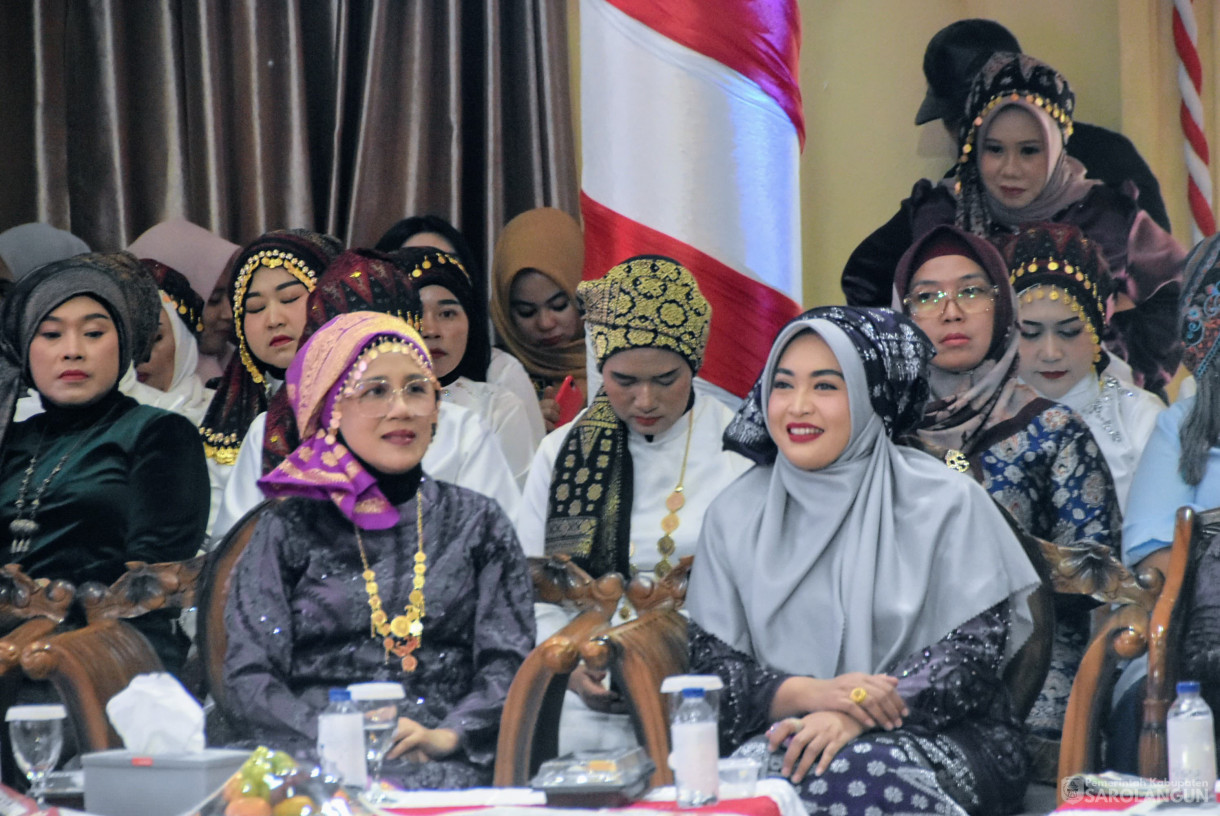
[{"x1": 516, "y1": 254, "x2": 752, "y2": 752}]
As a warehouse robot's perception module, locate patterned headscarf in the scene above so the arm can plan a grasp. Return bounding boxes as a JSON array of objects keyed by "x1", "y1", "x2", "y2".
[
  {"x1": 578, "y1": 255, "x2": 712, "y2": 372},
  {"x1": 261, "y1": 248, "x2": 428, "y2": 474},
  {"x1": 83, "y1": 251, "x2": 161, "y2": 365},
  {"x1": 1181, "y1": 233, "x2": 1220, "y2": 377},
  {"x1": 199, "y1": 229, "x2": 342, "y2": 465},
  {"x1": 490, "y1": 207, "x2": 586, "y2": 387},
  {"x1": 543, "y1": 256, "x2": 712, "y2": 578},
  {"x1": 396, "y1": 248, "x2": 490, "y2": 384},
  {"x1": 954, "y1": 52, "x2": 1096, "y2": 235},
  {"x1": 725, "y1": 306, "x2": 935, "y2": 464},
  {"x1": 258, "y1": 312, "x2": 437, "y2": 530},
  {"x1": 139, "y1": 259, "x2": 205, "y2": 338},
  {"x1": 0, "y1": 257, "x2": 134, "y2": 450},
  {"x1": 998, "y1": 222, "x2": 1113, "y2": 371}
]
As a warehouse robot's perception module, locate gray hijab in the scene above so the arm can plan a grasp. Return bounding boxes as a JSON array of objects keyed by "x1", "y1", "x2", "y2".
[
  {"x1": 0, "y1": 223, "x2": 90, "y2": 281},
  {"x1": 0, "y1": 257, "x2": 135, "y2": 450},
  {"x1": 688, "y1": 312, "x2": 1039, "y2": 678}
]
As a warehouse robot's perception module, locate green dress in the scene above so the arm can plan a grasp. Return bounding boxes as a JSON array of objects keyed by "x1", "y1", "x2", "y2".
[{"x1": 0, "y1": 390, "x2": 209, "y2": 671}]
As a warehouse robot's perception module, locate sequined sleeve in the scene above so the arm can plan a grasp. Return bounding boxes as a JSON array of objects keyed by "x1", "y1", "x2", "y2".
[
  {"x1": 222, "y1": 508, "x2": 318, "y2": 743},
  {"x1": 891, "y1": 603, "x2": 1009, "y2": 731},
  {"x1": 688, "y1": 619, "x2": 789, "y2": 755},
  {"x1": 434, "y1": 495, "x2": 536, "y2": 764}
]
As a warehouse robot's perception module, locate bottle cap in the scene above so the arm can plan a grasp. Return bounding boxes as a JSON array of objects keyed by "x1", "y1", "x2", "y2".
[
  {"x1": 5, "y1": 704, "x2": 66, "y2": 721},
  {"x1": 348, "y1": 682, "x2": 406, "y2": 702},
  {"x1": 681, "y1": 687, "x2": 705, "y2": 698},
  {"x1": 1177, "y1": 680, "x2": 1202, "y2": 695},
  {"x1": 660, "y1": 674, "x2": 724, "y2": 694},
  {"x1": 328, "y1": 688, "x2": 352, "y2": 702}
]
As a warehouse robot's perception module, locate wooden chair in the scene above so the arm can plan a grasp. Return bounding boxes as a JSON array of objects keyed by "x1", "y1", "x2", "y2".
[
  {"x1": 1058, "y1": 505, "x2": 1220, "y2": 798},
  {"x1": 195, "y1": 500, "x2": 273, "y2": 713},
  {"x1": 20, "y1": 620, "x2": 164, "y2": 752},
  {"x1": 492, "y1": 557, "x2": 625, "y2": 786},
  {"x1": 580, "y1": 607, "x2": 688, "y2": 787}
]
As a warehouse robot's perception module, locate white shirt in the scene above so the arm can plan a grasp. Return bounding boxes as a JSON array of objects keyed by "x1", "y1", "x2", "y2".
[
  {"x1": 210, "y1": 400, "x2": 521, "y2": 543},
  {"x1": 488, "y1": 348, "x2": 547, "y2": 443},
  {"x1": 442, "y1": 376, "x2": 539, "y2": 486},
  {"x1": 516, "y1": 396, "x2": 751, "y2": 571},
  {"x1": 1048, "y1": 373, "x2": 1164, "y2": 511}
]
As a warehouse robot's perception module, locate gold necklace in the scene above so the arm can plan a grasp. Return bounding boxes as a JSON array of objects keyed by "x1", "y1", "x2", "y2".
[
  {"x1": 654, "y1": 411, "x2": 694, "y2": 578},
  {"x1": 355, "y1": 495, "x2": 427, "y2": 673}
]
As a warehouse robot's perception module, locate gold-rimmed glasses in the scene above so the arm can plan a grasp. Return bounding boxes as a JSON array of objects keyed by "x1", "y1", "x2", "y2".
[{"x1": 903, "y1": 284, "x2": 998, "y2": 317}]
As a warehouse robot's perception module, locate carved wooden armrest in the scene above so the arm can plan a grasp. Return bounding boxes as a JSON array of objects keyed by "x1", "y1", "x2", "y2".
[
  {"x1": 626, "y1": 555, "x2": 694, "y2": 613},
  {"x1": 79, "y1": 555, "x2": 207, "y2": 624},
  {"x1": 0, "y1": 564, "x2": 74, "y2": 627},
  {"x1": 1037, "y1": 537, "x2": 1159, "y2": 610}
]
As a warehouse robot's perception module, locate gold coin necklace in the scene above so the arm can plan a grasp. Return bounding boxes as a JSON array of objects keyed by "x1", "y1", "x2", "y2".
[
  {"x1": 355, "y1": 494, "x2": 427, "y2": 673},
  {"x1": 654, "y1": 411, "x2": 695, "y2": 579}
]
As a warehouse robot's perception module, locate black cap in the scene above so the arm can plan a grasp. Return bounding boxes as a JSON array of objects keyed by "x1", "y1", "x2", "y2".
[{"x1": 915, "y1": 19, "x2": 1021, "y2": 125}]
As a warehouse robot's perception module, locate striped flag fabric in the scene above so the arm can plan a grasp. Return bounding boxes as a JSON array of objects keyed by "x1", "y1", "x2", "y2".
[{"x1": 579, "y1": 0, "x2": 805, "y2": 398}]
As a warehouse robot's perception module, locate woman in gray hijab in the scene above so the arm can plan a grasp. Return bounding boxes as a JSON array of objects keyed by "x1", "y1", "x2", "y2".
[
  {"x1": 0, "y1": 223, "x2": 90, "y2": 282},
  {"x1": 687, "y1": 306, "x2": 1040, "y2": 815}
]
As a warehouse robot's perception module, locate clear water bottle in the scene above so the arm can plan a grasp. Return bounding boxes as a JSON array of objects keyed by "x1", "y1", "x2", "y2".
[
  {"x1": 1168, "y1": 680, "x2": 1216, "y2": 805},
  {"x1": 670, "y1": 687, "x2": 719, "y2": 808},
  {"x1": 317, "y1": 687, "x2": 367, "y2": 787}
]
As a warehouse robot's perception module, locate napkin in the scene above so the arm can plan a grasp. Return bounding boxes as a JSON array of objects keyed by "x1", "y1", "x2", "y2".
[{"x1": 105, "y1": 672, "x2": 205, "y2": 752}]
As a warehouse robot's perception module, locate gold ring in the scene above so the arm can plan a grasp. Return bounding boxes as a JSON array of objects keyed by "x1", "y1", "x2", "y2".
[{"x1": 850, "y1": 687, "x2": 868, "y2": 704}]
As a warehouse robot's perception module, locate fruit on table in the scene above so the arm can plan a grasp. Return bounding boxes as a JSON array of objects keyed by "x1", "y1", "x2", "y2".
[
  {"x1": 271, "y1": 794, "x2": 316, "y2": 816},
  {"x1": 220, "y1": 746, "x2": 311, "y2": 815},
  {"x1": 224, "y1": 796, "x2": 272, "y2": 816}
]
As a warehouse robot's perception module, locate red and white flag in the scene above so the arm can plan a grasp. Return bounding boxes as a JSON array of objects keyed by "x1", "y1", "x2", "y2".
[{"x1": 580, "y1": 0, "x2": 805, "y2": 398}]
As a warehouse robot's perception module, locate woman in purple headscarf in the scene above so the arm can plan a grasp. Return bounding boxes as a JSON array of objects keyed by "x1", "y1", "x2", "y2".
[{"x1": 222, "y1": 312, "x2": 534, "y2": 788}]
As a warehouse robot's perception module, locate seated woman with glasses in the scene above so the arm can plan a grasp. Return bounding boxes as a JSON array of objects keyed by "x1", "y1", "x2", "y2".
[
  {"x1": 892, "y1": 224, "x2": 1120, "y2": 783},
  {"x1": 223, "y1": 312, "x2": 534, "y2": 788},
  {"x1": 842, "y1": 52, "x2": 1183, "y2": 398}
]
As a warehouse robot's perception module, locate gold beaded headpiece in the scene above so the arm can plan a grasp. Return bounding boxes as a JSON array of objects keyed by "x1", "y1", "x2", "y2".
[
  {"x1": 1001, "y1": 223, "x2": 1111, "y2": 368},
  {"x1": 578, "y1": 255, "x2": 711, "y2": 372},
  {"x1": 324, "y1": 337, "x2": 438, "y2": 445},
  {"x1": 233, "y1": 251, "x2": 318, "y2": 383}
]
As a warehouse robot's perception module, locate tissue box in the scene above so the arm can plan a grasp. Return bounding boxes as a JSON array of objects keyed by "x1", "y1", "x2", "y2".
[{"x1": 82, "y1": 748, "x2": 250, "y2": 816}]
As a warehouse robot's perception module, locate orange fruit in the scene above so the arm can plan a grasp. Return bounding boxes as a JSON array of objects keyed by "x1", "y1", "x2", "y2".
[
  {"x1": 272, "y1": 795, "x2": 316, "y2": 816},
  {"x1": 222, "y1": 774, "x2": 244, "y2": 802},
  {"x1": 225, "y1": 796, "x2": 272, "y2": 816}
]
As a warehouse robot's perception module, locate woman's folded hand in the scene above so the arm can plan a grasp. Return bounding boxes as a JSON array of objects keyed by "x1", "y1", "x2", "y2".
[
  {"x1": 387, "y1": 717, "x2": 460, "y2": 762},
  {"x1": 767, "y1": 711, "x2": 865, "y2": 783},
  {"x1": 815, "y1": 673, "x2": 907, "y2": 730}
]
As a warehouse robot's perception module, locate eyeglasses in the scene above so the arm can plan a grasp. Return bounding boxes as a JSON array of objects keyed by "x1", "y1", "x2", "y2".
[
  {"x1": 344, "y1": 378, "x2": 437, "y2": 418},
  {"x1": 903, "y1": 284, "x2": 998, "y2": 317}
]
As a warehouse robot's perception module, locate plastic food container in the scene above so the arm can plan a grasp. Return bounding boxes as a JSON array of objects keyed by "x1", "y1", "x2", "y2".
[{"x1": 531, "y1": 746, "x2": 656, "y2": 807}]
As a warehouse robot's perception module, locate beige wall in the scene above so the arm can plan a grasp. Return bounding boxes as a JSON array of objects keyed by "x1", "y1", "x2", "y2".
[{"x1": 568, "y1": 0, "x2": 1203, "y2": 308}]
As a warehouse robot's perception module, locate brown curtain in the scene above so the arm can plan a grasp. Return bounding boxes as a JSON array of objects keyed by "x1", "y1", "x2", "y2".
[{"x1": 0, "y1": 1, "x2": 577, "y2": 272}]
